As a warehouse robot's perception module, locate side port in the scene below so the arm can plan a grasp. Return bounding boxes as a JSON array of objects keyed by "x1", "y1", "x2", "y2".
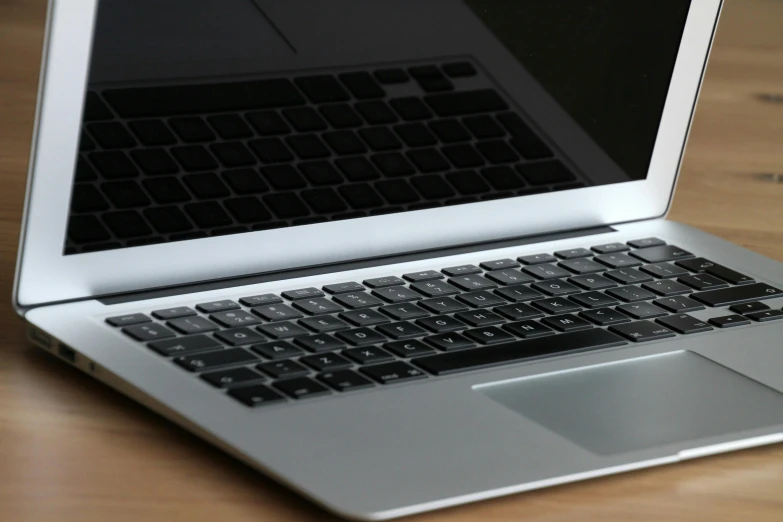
[
  {"x1": 57, "y1": 343, "x2": 77, "y2": 364},
  {"x1": 28, "y1": 327, "x2": 53, "y2": 349}
]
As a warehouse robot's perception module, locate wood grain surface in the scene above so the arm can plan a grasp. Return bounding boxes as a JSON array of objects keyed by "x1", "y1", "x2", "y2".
[{"x1": 1, "y1": 1, "x2": 782, "y2": 520}]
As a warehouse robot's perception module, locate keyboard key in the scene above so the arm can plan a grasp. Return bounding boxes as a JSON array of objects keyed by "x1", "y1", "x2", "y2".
[
  {"x1": 403, "y1": 270, "x2": 444, "y2": 282},
  {"x1": 373, "y1": 286, "x2": 422, "y2": 303},
  {"x1": 704, "y1": 265, "x2": 755, "y2": 285},
  {"x1": 675, "y1": 257, "x2": 717, "y2": 273},
  {"x1": 429, "y1": 119, "x2": 471, "y2": 143},
  {"x1": 457, "y1": 291, "x2": 506, "y2": 308},
  {"x1": 541, "y1": 314, "x2": 593, "y2": 332},
  {"x1": 132, "y1": 149, "x2": 179, "y2": 175},
  {"x1": 239, "y1": 294, "x2": 283, "y2": 307},
  {"x1": 379, "y1": 303, "x2": 428, "y2": 321},
  {"x1": 202, "y1": 367, "x2": 265, "y2": 388},
  {"x1": 299, "y1": 353, "x2": 352, "y2": 372},
  {"x1": 356, "y1": 100, "x2": 399, "y2": 124},
  {"x1": 656, "y1": 314, "x2": 712, "y2": 334},
  {"x1": 415, "y1": 329, "x2": 625, "y2": 375},
  {"x1": 215, "y1": 328, "x2": 266, "y2": 346},
  {"x1": 407, "y1": 281, "x2": 457, "y2": 299},
  {"x1": 554, "y1": 248, "x2": 592, "y2": 259},
  {"x1": 455, "y1": 310, "x2": 504, "y2": 327},
  {"x1": 503, "y1": 320, "x2": 554, "y2": 338},
  {"x1": 320, "y1": 104, "x2": 363, "y2": 128},
  {"x1": 332, "y1": 292, "x2": 384, "y2": 310},
  {"x1": 478, "y1": 260, "x2": 518, "y2": 272},
  {"x1": 275, "y1": 377, "x2": 331, "y2": 400},
  {"x1": 558, "y1": 258, "x2": 606, "y2": 274},
  {"x1": 616, "y1": 302, "x2": 668, "y2": 320},
  {"x1": 228, "y1": 385, "x2": 285, "y2": 407},
  {"x1": 579, "y1": 308, "x2": 632, "y2": 326},
  {"x1": 196, "y1": 300, "x2": 239, "y2": 313},
  {"x1": 148, "y1": 334, "x2": 220, "y2": 356},
  {"x1": 364, "y1": 276, "x2": 405, "y2": 288},
  {"x1": 252, "y1": 304, "x2": 303, "y2": 321},
  {"x1": 595, "y1": 254, "x2": 642, "y2": 269},
  {"x1": 319, "y1": 370, "x2": 374, "y2": 392},
  {"x1": 293, "y1": 298, "x2": 343, "y2": 316},
  {"x1": 175, "y1": 348, "x2": 257, "y2": 372},
  {"x1": 639, "y1": 262, "x2": 689, "y2": 279},
  {"x1": 606, "y1": 286, "x2": 657, "y2": 303},
  {"x1": 170, "y1": 116, "x2": 215, "y2": 143},
  {"x1": 609, "y1": 321, "x2": 676, "y2": 342},
  {"x1": 359, "y1": 127, "x2": 403, "y2": 151},
  {"x1": 532, "y1": 297, "x2": 582, "y2": 315},
  {"x1": 323, "y1": 282, "x2": 365, "y2": 294},
  {"x1": 295, "y1": 75, "x2": 349, "y2": 103},
  {"x1": 257, "y1": 322, "x2": 309, "y2": 340},
  {"x1": 497, "y1": 112, "x2": 553, "y2": 159},
  {"x1": 282, "y1": 107, "x2": 327, "y2": 132},
  {"x1": 691, "y1": 283, "x2": 783, "y2": 307},
  {"x1": 251, "y1": 341, "x2": 304, "y2": 360},
  {"x1": 522, "y1": 263, "x2": 571, "y2": 280},
  {"x1": 425, "y1": 333, "x2": 474, "y2": 351},
  {"x1": 299, "y1": 315, "x2": 350, "y2": 333},
  {"x1": 168, "y1": 316, "x2": 219, "y2": 334},
  {"x1": 678, "y1": 274, "x2": 728, "y2": 291},
  {"x1": 709, "y1": 315, "x2": 751, "y2": 328},
  {"x1": 390, "y1": 97, "x2": 433, "y2": 121},
  {"x1": 362, "y1": 362, "x2": 427, "y2": 384},
  {"x1": 591, "y1": 242, "x2": 629, "y2": 254},
  {"x1": 569, "y1": 274, "x2": 617, "y2": 290},
  {"x1": 652, "y1": 296, "x2": 705, "y2": 313},
  {"x1": 629, "y1": 245, "x2": 693, "y2": 263},
  {"x1": 485, "y1": 269, "x2": 533, "y2": 286},
  {"x1": 419, "y1": 297, "x2": 469, "y2": 314},
  {"x1": 531, "y1": 279, "x2": 581, "y2": 296},
  {"x1": 494, "y1": 285, "x2": 544, "y2": 302},
  {"x1": 746, "y1": 310, "x2": 783, "y2": 322},
  {"x1": 570, "y1": 292, "x2": 620, "y2": 309},
  {"x1": 605, "y1": 268, "x2": 653, "y2": 284},
  {"x1": 416, "y1": 315, "x2": 467, "y2": 333},
  {"x1": 464, "y1": 326, "x2": 516, "y2": 345},
  {"x1": 374, "y1": 68, "x2": 409, "y2": 84},
  {"x1": 424, "y1": 89, "x2": 507, "y2": 117},
  {"x1": 494, "y1": 303, "x2": 543, "y2": 321},
  {"x1": 641, "y1": 280, "x2": 692, "y2": 296},
  {"x1": 385, "y1": 340, "x2": 436, "y2": 358},
  {"x1": 106, "y1": 313, "x2": 151, "y2": 327},
  {"x1": 729, "y1": 301, "x2": 770, "y2": 314},
  {"x1": 211, "y1": 310, "x2": 262, "y2": 328},
  {"x1": 337, "y1": 328, "x2": 387, "y2": 347},
  {"x1": 449, "y1": 275, "x2": 497, "y2": 291},
  {"x1": 258, "y1": 359, "x2": 310, "y2": 379},
  {"x1": 443, "y1": 147, "x2": 485, "y2": 169},
  {"x1": 207, "y1": 114, "x2": 253, "y2": 139},
  {"x1": 442, "y1": 61, "x2": 477, "y2": 77},
  {"x1": 339, "y1": 309, "x2": 390, "y2": 326},
  {"x1": 440, "y1": 265, "x2": 481, "y2": 277},
  {"x1": 627, "y1": 238, "x2": 666, "y2": 249},
  {"x1": 377, "y1": 322, "x2": 427, "y2": 340},
  {"x1": 343, "y1": 346, "x2": 394, "y2": 364}
]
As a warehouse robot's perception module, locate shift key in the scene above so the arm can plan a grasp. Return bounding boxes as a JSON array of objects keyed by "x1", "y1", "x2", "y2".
[{"x1": 691, "y1": 283, "x2": 783, "y2": 307}]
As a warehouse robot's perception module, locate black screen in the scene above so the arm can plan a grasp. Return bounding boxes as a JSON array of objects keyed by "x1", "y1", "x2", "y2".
[{"x1": 65, "y1": 0, "x2": 691, "y2": 254}]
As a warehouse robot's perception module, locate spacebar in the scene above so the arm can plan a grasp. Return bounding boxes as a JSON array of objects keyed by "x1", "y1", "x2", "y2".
[{"x1": 413, "y1": 329, "x2": 627, "y2": 376}]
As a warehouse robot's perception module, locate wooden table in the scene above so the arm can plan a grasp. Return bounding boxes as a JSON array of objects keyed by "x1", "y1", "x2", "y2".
[{"x1": 1, "y1": 1, "x2": 782, "y2": 520}]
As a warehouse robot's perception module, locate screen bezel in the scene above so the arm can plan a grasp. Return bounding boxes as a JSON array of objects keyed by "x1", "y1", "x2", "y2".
[{"x1": 14, "y1": 0, "x2": 723, "y2": 309}]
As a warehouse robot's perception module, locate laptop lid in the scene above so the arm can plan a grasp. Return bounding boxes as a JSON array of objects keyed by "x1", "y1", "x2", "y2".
[{"x1": 14, "y1": 0, "x2": 722, "y2": 309}]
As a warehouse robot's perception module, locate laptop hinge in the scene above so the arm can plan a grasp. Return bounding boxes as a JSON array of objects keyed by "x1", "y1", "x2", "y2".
[{"x1": 97, "y1": 225, "x2": 615, "y2": 305}]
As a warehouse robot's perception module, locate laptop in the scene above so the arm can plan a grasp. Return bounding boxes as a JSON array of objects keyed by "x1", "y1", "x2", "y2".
[{"x1": 13, "y1": 0, "x2": 783, "y2": 518}]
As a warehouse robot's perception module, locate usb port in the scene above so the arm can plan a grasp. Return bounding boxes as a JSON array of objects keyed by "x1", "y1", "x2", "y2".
[
  {"x1": 29, "y1": 327, "x2": 52, "y2": 349},
  {"x1": 58, "y1": 344, "x2": 77, "y2": 364}
]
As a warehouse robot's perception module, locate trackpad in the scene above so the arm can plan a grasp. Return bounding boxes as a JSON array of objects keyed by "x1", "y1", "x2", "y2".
[{"x1": 479, "y1": 351, "x2": 783, "y2": 455}]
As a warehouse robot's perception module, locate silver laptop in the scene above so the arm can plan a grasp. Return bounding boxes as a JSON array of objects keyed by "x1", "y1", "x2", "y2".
[{"x1": 14, "y1": 0, "x2": 783, "y2": 519}]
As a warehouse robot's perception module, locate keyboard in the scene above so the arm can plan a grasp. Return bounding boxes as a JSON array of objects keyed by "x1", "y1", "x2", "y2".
[
  {"x1": 67, "y1": 59, "x2": 584, "y2": 254},
  {"x1": 104, "y1": 238, "x2": 783, "y2": 407}
]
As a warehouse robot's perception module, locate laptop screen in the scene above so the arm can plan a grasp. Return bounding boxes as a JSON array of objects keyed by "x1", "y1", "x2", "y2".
[{"x1": 65, "y1": 0, "x2": 691, "y2": 255}]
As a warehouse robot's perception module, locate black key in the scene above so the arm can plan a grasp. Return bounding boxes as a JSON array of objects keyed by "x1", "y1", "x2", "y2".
[
  {"x1": 627, "y1": 238, "x2": 666, "y2": 249},
  {"x1": 324, "y1": 131, "x2": 367, "y2": 155},
  {"x1": 390, "y1": 97, "x2": 433, "y2": 121},
  {"x1": 376, "y1": 179, "x2": 420, "y2": 204},
  {"x1": 448, "y1": 275, "x2": 497, "y2": 292},
  {"x1": 531, "y1": 279, "x2": 581, "y2": 296},
  {"x1": 705, "y1": 265, "x2": 755, "y2": 285},
  {"x1": 127, "y1": 120, "x2": 176, "y2": 146},
  {"x1": 641, "y1": 280, "x2": 693, "y2": 296},
  {"x1": 495, "y1": 285, "x2": 544, "y2": 302},
  {"x1": 616, "y1": 302, "x2": 668, "y2": 320},
  {"x1": 518, "y1": 253, "x2": 557, "y2": 265},
  {"x1": 485, "y1": 269, "x2": 535, "y2": 287},
  {"x1": 609, "y1": 321, "x2": 676, "y2": 342},
  {"x1": 476, "y1": 140, "x2": 518, "y2": 164},
  {"x1": 497, "y1": 112, "x2": 553, "y2": 159},
  {"x1": 709, "y1": 315, "x2": 751, "y2": 328},
  {"x1": 374, "y1": 68, "x2": 409, "y2": 84},
  {"x1": 224, "y1": 197, "x2": 272, "y2": 223},
  {"x1": 653, "y1": 296, "x2": 705, "y2": 313},
  {"x1": 494, "y1": 303, "x2": 542, "y2": 321},
  {"x1": 262, "y1": 193, "x2": 309, "y2": 219},
  {"x1": 503, "y1": 320, "x2": 554, "y2": 338},
  {"x1": 419, "y1": 297, "x2": 469, "y2": 314},
  {"x1": 90, "y1": 151, "x2": 139, "y2": 179},
  {"x1": 532, "y1": 297, "x2": 582, "y2": 315},
  {"x1": 83, "y1": 91, "x2": 113, "y2": 121},
  {"x1": 340, "y1": 184, "x2": 384, "y2": 209},
  {"x1": 320, "y1": 104, "x2": 363, "y2": 128},
  {"x1": 415, "y1": 329, "x2": 625, "y2": 375},
  {"x1": 207, "y1": 114, "x2": 253, "y2": 139},
  {"x1": 579, "y1": 308, "x2": 632, "y2": 326},
  {"x1": 228, "y1": 385, "x2": 285, "y2": 407},
  {"x1": 678, "y1": 274, "x2": 729, "y2": 291},
  {"x1": 251, "y1": 304, "x2": 303, "y2": 322},
  {"x1": 377, "y1": 321, "x2": 428, "y2": 340},
  {"x1": 605, "y1": 268, "x2": 653, "y2": 284},
  {"x1": 425, "y1": 333, "x2": 474, "y2": 351},
  {"x1": 168, "y1": 316, "x2": 219, "y2": 334},
  {"x1": 334, "y1": 156, "x2": 381, "y2": 182},
  {"x1": 570, "y1": 292, "x2": 620, "y2": 309},
  {"x1": 629, "y1": 245, "x2": 693, "y2": 263},
  {"x1": 148, "y1": 334, "x2": 220, "y2": 356},
  {"x1": 410, "y1": 66, "x2": 453, "y2": 92},
  {"x1": 293, "y1": 298, "x2": 343, "y2": 316},
  {"x1": 281, "y1": 287, "x2": 324, "y2": 300},
  {"x1": 282, "y1": 107, "x2": 327, "y2": 132},
  {"x1": 275, "y1": 377, "x2": 331, "y2": 400},
  {"x1": 295, "y1": 75, "x2": 350, "y2": 103},
  {"x1": 100, "y1": 181, "x2": 150, "y2": 209},
  {"x1": 355, "y1": 100, "x2": 398, "y2": 124},
  {"x1": 591, "y1": 242, "x2": 630, "y2": 254},
  {"x1": 131, "y1": 149, "x2": 179, "y2": 175},
  {"x1": 323, "y1": 282, "x2": 365, "y2": 295},
  {"x1": 480, "y1": 260, "x2": 519, "y2": 272},
  {"x1": 746, "y1": 310, "x2": 783, "y2": 322},
  {"x1": 372, "y1": 152, "x2": 415, "y2": 177},
  {"x1": 362, "y1": 362, "x2": 427, "y2": 384},
  {"x1": 196, "y1": 300, "x2": 239, "y2": 313},
  {"x1": 411, "y1": 174, "x2": 456, "y2": 198},
  {"x1": 258, "y1": 359, "x2": 311, "y2": 379},
  {"x1": 424, "y1": 89, "x2": 507, "y2": 117},
  {"x1": 429, "y1": 119, "x2": 471, "y2": 144},
  {"x1": 443, "y1": 146, "x2": 485, "y2": 169},
  {"x1": 403, "y1": 270, "x2": 444, "y2": 282},
  {"x1": 522, "y1": 264, "x2": 572, "y2": 280},
  {"x1": 106, "y1": 313, "x2": 151, "y2": 327},
  {"x1": 569, "y1": 274, "x2": 617, "y2": 290},
  {"x1": 558, "y1": 258, "x2": 606, "y2": 275},
  {"x1": 417, "y1": 315, "x2": 466, "y2": 333},
  {"x1": 247, "y1": 110, "x2": 290, "y2": 135},
  {"x1": 464, "y1": 326, "x2": 516, "y2": 345},
  {"x1": 379, "y1": 304, "x2": 428, "y2": 321},
  {"x1": 359, "y1": 127, "x2": 403, "y2": 152},
  {"x1": 251, "y1": 341, "x2": 304, "y2": 360},
  {"x1": 171, "y1": 146, "x2": 219, "y2": 171},
  {"x1": 339, "y1": 71, "x2": 385, "y2": 99},
  {"x1": 170, "y1": 116, "x2": 215, "y2": 142},
  {"x1": 184, "y1": 172, "x2": 230, "y2": 199},
  {"x1": 554, "y1": 248, "x2": 592, "y2": 259},
  {"x1": 151, "y1": 307, "x2": 197, "y2": 320},
  {"x1": 656, "y1": 314, "x2": 712, "y2": 334},
  {"x1": 143, "y1": 177, "x2": 191, "y2": 204},
  {"x1": 407, "y1": 148, "x2": 450, "y2": 172},
  {"x1": 457, "y1": 291, "x2": 506, "y2": 308},
  {"x1": 339, "y1": 309, "x2": 390, "y2": 327},
  {"x1": 516, "y1": 160, "x2": 575, "y2": 185},
  {"x1": 249, "y1": 138, "x2": 295, "y2": 164},
  {"x1": 385, "y1": 340, "x2": 436, "y2": 358},
  {"x1": 319, "y1": 370, "x2": 374, "y2": 392},
  {"x1": 202, "y1": 367, "x2": 265, "y2": 388},
  {"x1": 640, "y1": 263, "x2": 689, "y2": 279},
  {"x1": 410, "y1": 280, "x2": 459, "y2": 297},
  {"x1": 373, "y1": 286, "x2": 421, "y2": 303},
  {"x1": 442, "y1": 61, "x2": 477, "y2": 77},
  {"x1": 462, "y1": 115, "x2": 504, "y2": 139},
  {"x1": 364, "y1": 276, "x2": 406, "y2": 288},
  {"x1": 211, "y1": 142, "x2": 256, "y2": 167},
  {"x1": 286, "y1": 134, "x2": 331, "y2": 160},
  {"x1": 299, "y1": 316, "x2": 350, "y2": 334},
  {"x1": 257, "y1": 322, "x2": 309, "y2": 340},
  {"x1": 299, "y1": 352, "x2": 352, "y2": 372},
  {"x1": 103, "y1": 210, "x2": 153, "y2": 239},
  {"x1": 729, "y1": 301, "x2": 770, "y2": 314},
  {"x1": 75, "y1": 155, "x2": 97, "y2": 179},
  {"x1": 541, "y1": 314, "x2": 593, "y2": 332},
  {"x1": 175, "y1": 348, "x2": 257, "y2": 372},
  {"x1": 606, "y1": 286, "x2": 657, "y2": 303},
  {"x1": 595, "y1": 253, "x2": 642, "y2": 269},
  {"x1": 337, "y1": 328, "x2": 387, "y2": 347},
  {"x1": 333, "y1": 292, "x2": 384, "y2": 310},
  {"x1": 215, "y1": 328, "x2": 266, "y2": 346},
  {"x1": 343, "y1": 345, "x2": 394, "y2": 364},
  {"x1": 239, "y1": 294, "x2": 282, "y2": 307},
  {"x1": 691, "y1": 283, "x2": 783, "y2": 307},
  {"x1": 675, "y1": 257, "x2": 717, "y2": 273},
  {"x1": 441, "y1": 264, "x2": 482, "y2": 276},
  {"x1": 87, "y1": 122, "x2": 136, "y2": 149},
  {"x1": 455, "y1": 310, "x2": 504, "y2": 327},
  {"x1": 481, "y1": 166, "x2": 526, "y2": 190},
  {"x1": 211, "y1": 310, "x2": 262, "y2": 328}
]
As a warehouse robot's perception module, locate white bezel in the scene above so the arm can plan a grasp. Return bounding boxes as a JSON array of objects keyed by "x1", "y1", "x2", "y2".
[{"x1": 14, "y1": 0, "x2": 723, "y2": 309}]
